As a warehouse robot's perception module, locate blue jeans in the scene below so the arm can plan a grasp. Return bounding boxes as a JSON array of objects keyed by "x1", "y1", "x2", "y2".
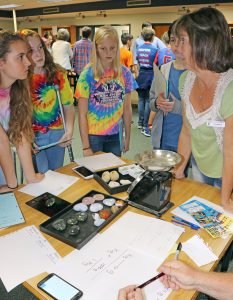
[
  {"x1": 137, "y1": 89, "x2": 151, "y2": 128},
  {"x1": 191, "y1": 156, "x2": 222, "y2": 188},
  {"x1": 34, "y1": 129, "x2": 65, "y2": 173},
  {"x1": 89, "y1": 133, "x2": 121, "y2": 157}
]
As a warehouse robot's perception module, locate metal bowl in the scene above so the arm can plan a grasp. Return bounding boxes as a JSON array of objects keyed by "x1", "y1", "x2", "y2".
[{"x1": 135, "y1": 150, "x2": 181, "y2": 171}]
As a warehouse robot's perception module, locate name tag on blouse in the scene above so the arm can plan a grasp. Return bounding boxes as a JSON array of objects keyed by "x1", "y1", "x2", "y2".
[{"x1": 207, "y1": 120, "x2": 225, "y2": 128}]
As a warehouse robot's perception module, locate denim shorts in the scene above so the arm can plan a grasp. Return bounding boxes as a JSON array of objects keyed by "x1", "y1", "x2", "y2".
[
  {"x1": 191, "y1": 156, "x2": 222, "y2": 188},
  {"x1": 34, "y1": 129, "x2": 65, "y2": 173},
  {"x1": 88, "y1": 133, "x2": 121, "y2": 157}
]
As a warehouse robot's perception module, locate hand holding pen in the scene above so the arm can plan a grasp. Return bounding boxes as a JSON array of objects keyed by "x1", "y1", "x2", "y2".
[
  {"x1": 134, "y1": 243, "x2": 182, "y2": 291},
  {"x1": 175, "y1": 242, "x2": 182, "y2": 260}
]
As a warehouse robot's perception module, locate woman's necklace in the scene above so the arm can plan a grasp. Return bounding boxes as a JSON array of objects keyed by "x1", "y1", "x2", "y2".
[{"x1": 194, "y1": 74, "x2": 219, "y2": 112}]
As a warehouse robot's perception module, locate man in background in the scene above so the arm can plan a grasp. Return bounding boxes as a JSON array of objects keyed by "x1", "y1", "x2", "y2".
[
  {"x1": 133, "y1": 21, "x2": 165, "y2": 69},
  {"x1": 73, "y1": 26, "x2": 92, "y2": 81}
]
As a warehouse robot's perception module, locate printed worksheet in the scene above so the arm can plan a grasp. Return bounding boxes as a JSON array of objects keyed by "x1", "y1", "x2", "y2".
[
  {"x1": 0, "y1": 225, "x2": 61, "y2": 291},
  {"x1": 49, "y1": 236, "x2": 171, "y2": 300}
]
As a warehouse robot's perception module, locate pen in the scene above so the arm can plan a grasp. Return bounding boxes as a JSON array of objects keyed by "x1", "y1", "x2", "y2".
[
  {"x1": 171, "y1": 220, "x2": 199, "y2": 230},
  {"x1": 175, "y1": 242, "x2": 182, "y2": 260},
  {"x1": 172, "y1": 216, "x2": 200, "y2": 229},
  {"x1": 135, "y1": 272, "x2": 165, "y2": 290}
]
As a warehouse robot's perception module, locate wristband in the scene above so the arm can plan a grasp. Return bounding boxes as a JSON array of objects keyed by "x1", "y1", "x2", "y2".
[
  {"x1": 7, "y1": 184, "x2": 18, "y2": 189},
  {"x1": 83, "y1": 147, "x2": 90, "y2": 151}
]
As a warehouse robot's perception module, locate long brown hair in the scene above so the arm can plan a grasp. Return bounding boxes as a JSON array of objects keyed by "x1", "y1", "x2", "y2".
[
  {"x1": 19, "y1": 29, "x2": 65, "y2": 82},
  {"x1": 174, "y1": 7, "x2": 233, "y2": 72},
  {"x1": 0, "y1": 30, "x2": 34, "y2": 145}
]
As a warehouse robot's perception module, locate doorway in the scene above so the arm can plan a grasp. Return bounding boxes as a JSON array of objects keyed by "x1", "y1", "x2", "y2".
[{"x1": 152, "y1": 24, "x2": 170, "y2": 39}]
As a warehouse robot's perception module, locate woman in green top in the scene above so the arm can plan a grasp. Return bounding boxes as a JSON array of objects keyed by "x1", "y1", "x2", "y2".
[{"x1": 173, "y1": 7, "x2": 233, "y2": 212}]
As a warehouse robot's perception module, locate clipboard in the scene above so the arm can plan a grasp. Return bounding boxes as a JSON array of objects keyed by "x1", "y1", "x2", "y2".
[
  {"x1": 33, "y1": 138, "x2": 73, "y2": 151},
  {"x1": 0, "y1": 192, "x2": 25, "y2": 229}
]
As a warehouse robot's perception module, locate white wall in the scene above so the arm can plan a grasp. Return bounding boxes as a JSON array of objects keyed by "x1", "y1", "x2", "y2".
[
  {"x1": 16, "y1": 8, "x2": 233, "y2": 39},
  {"x1": 17, "y1": 12, "x2": 179, "y2": 38},
  {"x1": 0, "y1": 20, "x2": 14, "y2": 30}
]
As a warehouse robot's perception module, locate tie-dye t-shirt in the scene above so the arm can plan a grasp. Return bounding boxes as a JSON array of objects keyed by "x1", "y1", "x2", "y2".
[
  {"x1": 75, "y1": 65, "x2": 137, "y2": 135},
  {"x1": 0, "y1": 87, "x2": 11, "y2": 131},
  {"x1": 31, "y1": 71, "x2": 73, "y2": 133}
]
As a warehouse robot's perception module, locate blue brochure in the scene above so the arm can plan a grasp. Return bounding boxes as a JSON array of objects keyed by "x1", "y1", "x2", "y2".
[{"x1": 0, "y1": 192, "x2": 25, "y2": 229}]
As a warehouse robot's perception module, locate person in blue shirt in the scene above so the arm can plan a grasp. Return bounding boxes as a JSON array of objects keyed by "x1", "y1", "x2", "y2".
[
  {"x1": 149, "y1": 21, "x2": 186, "y2": 151},
  {"x1": 136, "y1": 28, "x2": 158, "y2": 137},
  {"x1": 154, "y1": 31, "x2": 176, "y2": 68},
  {"x1": 133, "y1": 21, "x2": 165, "y2": 68}
]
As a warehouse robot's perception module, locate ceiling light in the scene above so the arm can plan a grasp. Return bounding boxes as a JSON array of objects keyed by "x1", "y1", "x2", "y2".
[
  {"x1": 0, "y1": 4, "x2": 22, "y2": 9},
  {"x1": 75, "y1": 12, "x2": 85, "y2": 19},
  {"x1": 177, "y1": 6, "x2": 190, "y2": 15},
  {"x1": 96, "y1": 10, "x2": 107, "y2": 17}
]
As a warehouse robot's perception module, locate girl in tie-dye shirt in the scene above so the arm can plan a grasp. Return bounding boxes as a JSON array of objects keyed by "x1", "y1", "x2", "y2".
[
  {"x1": 0, "y1": 31, "x2": 44, "y2": 192},
  {"x1": 75, "y1": 26, "x2": 137, "y2": 157},
  {"x1": 21, "y1": 29, "x2": 75, "y2": 173}
]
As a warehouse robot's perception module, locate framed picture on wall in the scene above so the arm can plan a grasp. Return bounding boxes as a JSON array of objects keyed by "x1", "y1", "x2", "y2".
[{"x1": 76, "y1": 24, "x2": 131, "y2": 43}]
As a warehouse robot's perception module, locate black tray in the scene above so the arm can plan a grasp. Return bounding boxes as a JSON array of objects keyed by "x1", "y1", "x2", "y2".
[
  {"x1": 40, "y1": 190, "x2": 127, "y2": 249},
  {"x1": 94, "y1": 167, "x2": 134, "y2": 194},
  {"x1": 26, "y1": 192, "x2": 70, "y2": 217}
]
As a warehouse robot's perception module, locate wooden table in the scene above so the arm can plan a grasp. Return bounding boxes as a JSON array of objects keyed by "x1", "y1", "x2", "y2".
[{"x1": 1, "y1": 162, "x2": 232, "y2": 300}]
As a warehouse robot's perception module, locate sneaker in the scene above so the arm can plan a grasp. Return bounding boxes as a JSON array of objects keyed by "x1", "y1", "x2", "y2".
[
  {"x1": 143, "y1": 128, "x2": 151, "y2": 137},
  {"x1": 138, "y1": 124, "x2": 143, "y2": 129},
  {"x1": 140, "y1": 128, "x2": 145, "y2": 134}
]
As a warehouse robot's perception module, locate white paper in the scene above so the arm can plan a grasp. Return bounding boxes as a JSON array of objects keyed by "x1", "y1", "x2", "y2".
[
  {"x1": 101, "y1": 212, "x2": 185, "y2": 262},
  {"x1": 48, "y1": 212, "x2": 184, "y2": 300},
  {"x1": 171, "y1": 195, "x2": 233, "y2": 227},
  {"x1": 75, "y1": 153, "x2": 126, "y2": 171},
  {"x1": 19, "y1": 170, "x2": 78, "y2": 196},
  {"x1": 182, "y1": 235, "x2": 218, "y2": 267},
  {"x1": 0, "y1": 225, "x2": 61, "y2": 291},
  {"x1": 48, "y1": 236, "x2": 171, "y2": 300}
]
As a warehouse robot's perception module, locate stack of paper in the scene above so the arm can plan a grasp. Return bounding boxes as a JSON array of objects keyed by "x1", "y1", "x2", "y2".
[{"x1": 75, "y1": 153, "x2": 126, "y2": 171}]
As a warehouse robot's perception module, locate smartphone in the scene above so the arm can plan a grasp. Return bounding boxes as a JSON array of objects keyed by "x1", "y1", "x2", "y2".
[
  {"x1": 72, "y1": 166, "x2": 93, "y2": 179},
  {"x1": 37, "y1": 273, "x2": 83, "y2": 300}
]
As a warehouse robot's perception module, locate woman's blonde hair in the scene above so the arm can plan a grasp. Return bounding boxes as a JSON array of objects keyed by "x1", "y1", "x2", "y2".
[
  {"x1": 91, "y1": 26, "x2": 121, "y2": 80},
  {"x1": 0, "y1": 30, "x2": 34, "y2": 145}
]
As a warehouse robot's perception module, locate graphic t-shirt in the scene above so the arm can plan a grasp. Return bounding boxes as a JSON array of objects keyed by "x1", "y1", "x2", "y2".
[
  {"x1": 136, "y1": 42, "x2": 158, "y2": 69},
  {"x1": 0, "y1": 87, "x2": 11, "y2": 131},
  {"x1": 31, "y1": 71, "x2": 73, "y2": 133},
  {"x1": 75, "y1": 65, "x2": 137, "y2": 135}
]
